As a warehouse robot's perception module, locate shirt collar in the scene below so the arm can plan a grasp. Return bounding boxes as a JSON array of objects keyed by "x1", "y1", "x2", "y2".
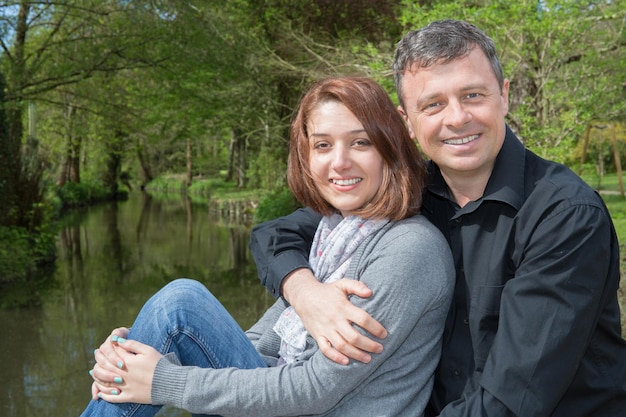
[{"x1": 426, "y1": 126, "x2": 525, "y2": 211}]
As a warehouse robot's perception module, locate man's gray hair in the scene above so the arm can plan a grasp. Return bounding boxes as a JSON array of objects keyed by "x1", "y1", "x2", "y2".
[{"x1": 393, "y1": 19, "x2": 504, "y2": 109}]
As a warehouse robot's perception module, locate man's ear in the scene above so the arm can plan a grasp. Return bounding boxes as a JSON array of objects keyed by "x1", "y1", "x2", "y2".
[{"x1": 397, "y1": 105, "x2": 416, "y2": 139}]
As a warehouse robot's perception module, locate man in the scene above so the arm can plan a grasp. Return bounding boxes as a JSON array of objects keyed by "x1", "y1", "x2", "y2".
[{"x1": 250, "y1": 20, "x2": 626, "y2": 416}]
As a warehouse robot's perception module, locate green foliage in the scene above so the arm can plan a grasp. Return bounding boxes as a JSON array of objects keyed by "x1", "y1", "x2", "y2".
[
  {"x1": 0, "y1": 0, "x2": 623, "y2": 238},
  {"x1": 246, "y1": 143, "x2": 288, "y2": 190},
  {"x1": 56, "y1": 180, "x2": 112, "y2": 208},
  {"x1": 254, "y1": 187, "x2": 301, "y2": 223},
  {"x1": 188, "y1": 177, "x2": 237, "y2": 197},
  {"x1": 0, "y1": 227, "x2": 34, "y2": 284},
  {"x1": 144, "y1": 176, "x2": 188, "y2": 193},
  {"x1": 0, "y1": 224, "x2": 57, "y2": 308}
]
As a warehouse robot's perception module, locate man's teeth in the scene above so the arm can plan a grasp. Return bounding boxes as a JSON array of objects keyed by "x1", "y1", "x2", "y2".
[
  {"x1": 332, "y1": 178, "x2": 362, "y2": 186},
  {"x1": 444, "y1": 134, "x2": 479, "y2": 145}
]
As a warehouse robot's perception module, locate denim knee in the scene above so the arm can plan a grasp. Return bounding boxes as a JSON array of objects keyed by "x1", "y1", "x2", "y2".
[
  {"x1": 148, "y1": 278, "x2": 212, "y2": 314},
  {"x1": 156, "y1": 278, "x2": 208, "y2": 306}
]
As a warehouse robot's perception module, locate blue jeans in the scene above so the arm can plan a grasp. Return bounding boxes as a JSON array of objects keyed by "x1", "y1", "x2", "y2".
[{"x1": 80, "y1": 278, "x2": 267, "y2": 417}]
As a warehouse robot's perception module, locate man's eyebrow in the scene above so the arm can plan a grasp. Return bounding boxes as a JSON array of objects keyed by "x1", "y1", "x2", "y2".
[{"x1": 414, "y1": 83, "x2": 489, "y2": 104}]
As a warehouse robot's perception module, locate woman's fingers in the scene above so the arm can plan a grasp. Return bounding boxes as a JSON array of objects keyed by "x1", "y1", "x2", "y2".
[
  {"x1": 93, "y1": 379, "x2": 125, "y2": 402},
  {"x1": 91, "y1": 361, "x2": 125, "y2": 387},
  {"x1": 94, "y1": 328, "x2": 130, "y2": 371},
  {"x1": 92, "y1": 339, "x2": 160, "y2": 404}
]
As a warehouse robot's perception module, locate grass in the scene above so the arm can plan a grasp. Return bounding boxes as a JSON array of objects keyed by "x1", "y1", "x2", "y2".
[
  {"x1": 579, "y1": 171, "x2": 626, "y2": 242},
  {"x1": 579, "y1": 171, "x2": 626, "y2": 335}
]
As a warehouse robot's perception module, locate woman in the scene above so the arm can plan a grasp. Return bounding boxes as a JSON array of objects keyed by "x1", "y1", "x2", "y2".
[{"x1": 82, "y1": 77, "x2": 454, "y2": 417}]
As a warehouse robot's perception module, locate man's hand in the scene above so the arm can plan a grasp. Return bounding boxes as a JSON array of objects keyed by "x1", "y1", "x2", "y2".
[{"x1": 283, "y1": 269, "x2": 387, "y2": 365}]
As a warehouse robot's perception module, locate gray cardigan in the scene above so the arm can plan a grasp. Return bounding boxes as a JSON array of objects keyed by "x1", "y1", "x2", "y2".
[{"x1": 152, "y1": 214, "x2": 454, "y2": 416}]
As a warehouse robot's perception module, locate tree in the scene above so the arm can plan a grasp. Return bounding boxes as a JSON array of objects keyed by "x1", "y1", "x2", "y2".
[{"x1": 0, "y1": 0, "x2": 173, "y2": 225}]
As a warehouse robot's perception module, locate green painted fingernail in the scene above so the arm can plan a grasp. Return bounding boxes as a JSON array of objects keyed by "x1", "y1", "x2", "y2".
[
  {"x1": 117, "y1": 361, "x2": 123, "y2": 369},
  {"x1": 94, "y1": 349, "x2": 98, "y2": 355},
  {"x1": 111, "y1": 389, "x2": 119, "y2": 395},
  {"x1": 117, "y1": 337, "x2": 126, "y2": 343},
  {"x1": 89, "y1": 370, "x2": 94, "y2": 377},
  {"x1": 114, "y1": 376, "x2": 123, "y2": 384},
  {"x1": 111, "y1": 335, "x2": 119, "y2": 342}
]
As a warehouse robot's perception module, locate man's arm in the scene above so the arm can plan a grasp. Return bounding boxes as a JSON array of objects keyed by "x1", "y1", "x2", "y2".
[
  {"x1": 249, "y1": 207, "x2": 320, "y2": 297},
  {"x1": 249, "y1": 208, "x2": 387, "y2": 363}
]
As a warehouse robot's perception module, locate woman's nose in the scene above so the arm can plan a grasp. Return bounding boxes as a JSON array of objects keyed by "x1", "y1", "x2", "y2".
[{"x1": 331, "y1": 146, "x2": 352, "y2": 170}]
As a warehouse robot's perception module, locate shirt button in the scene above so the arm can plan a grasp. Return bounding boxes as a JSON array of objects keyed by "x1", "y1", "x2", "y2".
[
  {"x1": 463, "y1": 317, "x2": 469, "y2": 325},
  {"x1": 453, "y1": 368, "x2": 462, "y2": 376}
]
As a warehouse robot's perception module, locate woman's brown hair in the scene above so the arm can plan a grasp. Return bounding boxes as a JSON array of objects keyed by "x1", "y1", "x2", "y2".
[{"x1": 288, "y1": 77, "x2": 427, "y2": 221}]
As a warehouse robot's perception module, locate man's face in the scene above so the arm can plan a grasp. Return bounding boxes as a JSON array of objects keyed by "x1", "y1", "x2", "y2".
[{"x1": 398, "y1": 47, "x2": 509, "y2": 184}]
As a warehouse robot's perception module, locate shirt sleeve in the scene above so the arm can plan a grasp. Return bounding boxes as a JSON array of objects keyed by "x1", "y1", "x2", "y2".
[
  {"x1": 248, "y1": 207, "x2": 322, "y2": 297},
  {"x1": 441, "y1": 202, "x2": 617, "y2": 417}
]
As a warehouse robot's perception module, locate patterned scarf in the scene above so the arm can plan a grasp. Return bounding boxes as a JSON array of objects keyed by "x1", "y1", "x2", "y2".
[{"x1": 273, "y1": 213, "x2": 388, "y2": 364}]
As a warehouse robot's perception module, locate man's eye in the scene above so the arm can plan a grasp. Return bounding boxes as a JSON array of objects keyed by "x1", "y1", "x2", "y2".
[
  {"x1": 421, "y1": 102, "x2": 443, "y2": 113},
  {"x1": 427, "y1": 102, "x2": 441, "y2": 108}
]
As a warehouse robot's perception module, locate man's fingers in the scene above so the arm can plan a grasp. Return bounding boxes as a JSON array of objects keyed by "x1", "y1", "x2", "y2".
[
  {"x1": 335, "y1": 279, "x2": 373, "y2": 298},
  {"x1": 317, "y1": 336, "x2": 351, "y2": 365},
  {"x1": 330, "y1": 337, "x2": 372, "y2": 364},
  {"x1": 333, "y1": 280, "x2": 387, "y2": 340},
  {"x1": 348, "y1": 306, "x2": 387, "y2": 340}
]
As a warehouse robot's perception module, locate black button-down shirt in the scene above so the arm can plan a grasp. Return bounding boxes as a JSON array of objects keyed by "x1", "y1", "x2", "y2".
[
  {"x1": 249, "y1": 126, "x2": 626, "y2": 416},
  {"x1": 422, "y1": 127, "x2": 626, "y2": 416}
]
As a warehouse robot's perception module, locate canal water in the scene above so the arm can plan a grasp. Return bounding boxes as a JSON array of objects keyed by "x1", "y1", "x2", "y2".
[{"x1": 0, "y1": 192, "x2": 275, "y2": 416}]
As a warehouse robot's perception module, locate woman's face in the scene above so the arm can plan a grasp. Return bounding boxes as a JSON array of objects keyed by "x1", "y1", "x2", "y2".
[{"x1": 306, "y1": 100, "x2": 384, "y2": 217}]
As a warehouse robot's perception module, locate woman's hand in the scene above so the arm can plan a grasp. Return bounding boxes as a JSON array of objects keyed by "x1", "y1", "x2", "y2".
[
  {"x1": 91, "y1": 338, "x2": 163, "y2": 404},
  {"x1": 90, "y1": 327, "x2": 130, "y2": 400}
]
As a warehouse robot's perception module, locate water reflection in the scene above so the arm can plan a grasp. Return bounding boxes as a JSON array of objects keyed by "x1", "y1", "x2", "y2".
[{"x1": 0, "y1": 192, "x2": 274, "y2": 417}]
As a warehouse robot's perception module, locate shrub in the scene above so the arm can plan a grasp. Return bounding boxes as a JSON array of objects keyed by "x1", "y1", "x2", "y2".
[
  {"x1": 254, "y1": 187, "x2": 301, "y2": 223},
  {"x1": 56, "y1": 180, "x2": 111, "y2": 208}
]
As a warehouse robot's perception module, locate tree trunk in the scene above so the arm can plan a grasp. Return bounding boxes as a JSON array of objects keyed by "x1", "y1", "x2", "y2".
[
  {"x1": 226, "y1": 128, "x2": 246, "y2": 187},
  {"x1": 226, "y1": 128, "x2": 236, "y2": 181},
  {"x1": 58, "y1": 101, "x2": 82, "y2": 185},
  {"x1": 185, "y1": 138, "x2": 192, "y2": 187},
  {"x1": 136, "y1": 136, "x2": 153, "y2": 189},
  {"x1": 0, "y1": 72, "x2": 12, "y2": 225},
  {"x1": 103, "y1": 129, "x2": 125, "y2": 197}
]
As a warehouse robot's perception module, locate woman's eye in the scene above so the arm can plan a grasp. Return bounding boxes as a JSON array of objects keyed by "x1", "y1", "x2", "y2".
[{"x1": 354, "y1": 139, "x2": 371, "y2": 146}]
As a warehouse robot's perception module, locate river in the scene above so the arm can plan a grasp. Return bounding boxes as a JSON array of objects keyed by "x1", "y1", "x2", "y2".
[{"x1": 0, "y1": 192, "x2": 275, "y2": 416}]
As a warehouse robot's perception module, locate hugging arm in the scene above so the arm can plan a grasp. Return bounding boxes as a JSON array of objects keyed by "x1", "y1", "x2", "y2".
[{"x1": 249, "y1": 208, "x2": 387, "y2": 364}]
